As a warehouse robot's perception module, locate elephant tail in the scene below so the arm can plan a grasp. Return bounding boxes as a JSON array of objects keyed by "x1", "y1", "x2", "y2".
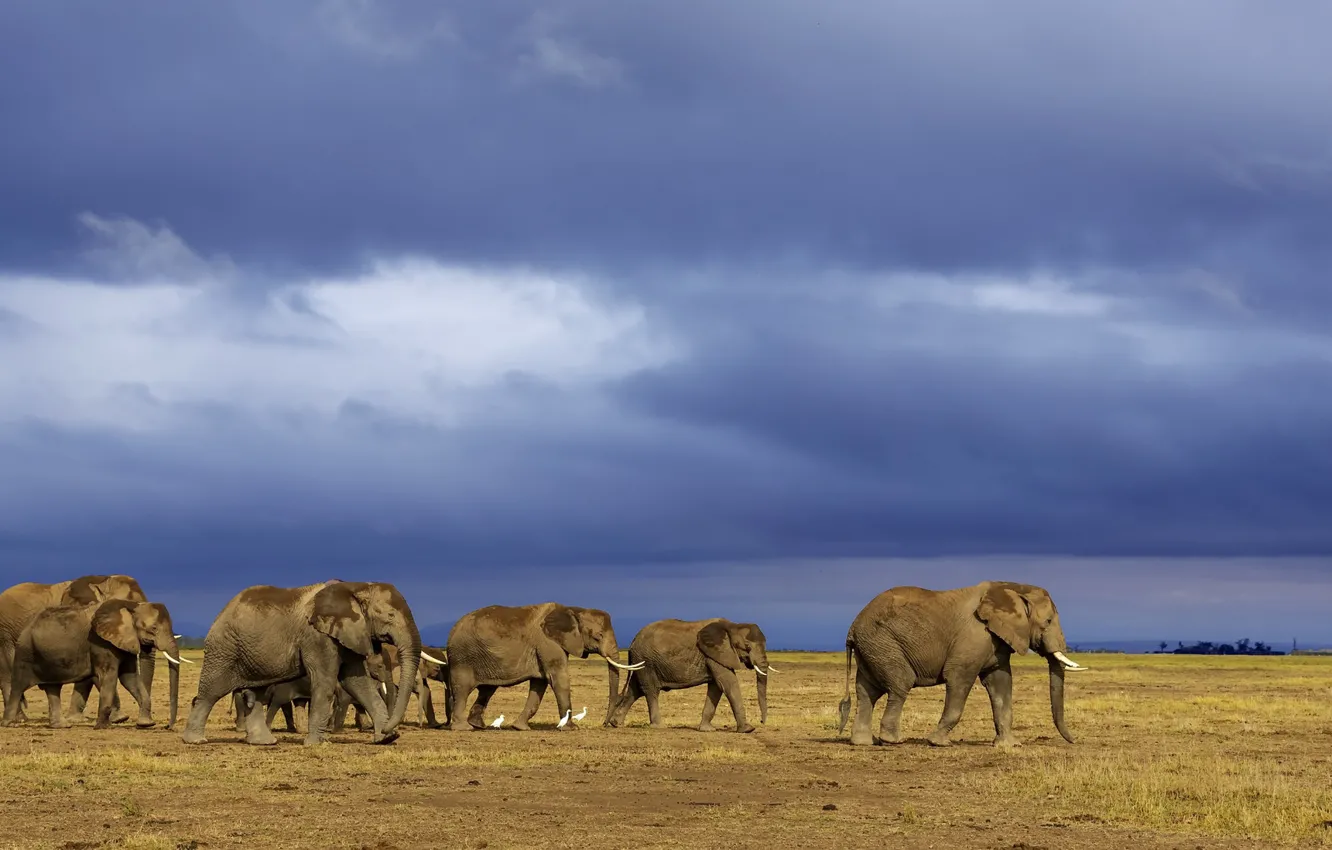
[{"x1": 836, "y1": 635, "x2": 854, "y2": 736}]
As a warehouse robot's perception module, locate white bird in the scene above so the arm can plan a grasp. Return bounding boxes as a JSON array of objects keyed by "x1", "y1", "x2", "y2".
[
  {"x1": 572, "y1": 707, "x2": 587, "y2": 721},
  {"x1": 490, "y1": 714, "x2": 504, "y2": 728},
  {"x1": 557, "y1": 709, "x2": 572, "y2": 728}
]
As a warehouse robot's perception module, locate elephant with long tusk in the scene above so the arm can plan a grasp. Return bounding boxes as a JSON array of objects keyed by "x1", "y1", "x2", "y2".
[
  {"x1": 447, "y1": 603, "x2": 641, "y2": 731},
  {"x1": 3, "y1": 593, "x2": 183, "y2": 730},
  {"x1": 605, "y1": 619, "x2": 771, "y2": 733},
  {"x1": 838, "y1": 580, "x2": 1085, "y2": 749}
]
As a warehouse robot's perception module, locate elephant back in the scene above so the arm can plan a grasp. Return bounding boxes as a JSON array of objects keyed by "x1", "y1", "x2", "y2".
[{"x1": 628, "y1": 619, "x2": 715, "y2": 686}]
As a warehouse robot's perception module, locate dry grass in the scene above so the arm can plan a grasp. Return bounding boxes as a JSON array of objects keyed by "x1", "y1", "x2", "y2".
[{"x1": 0, "y1": 650, "x2": 1329, "y2": 848}]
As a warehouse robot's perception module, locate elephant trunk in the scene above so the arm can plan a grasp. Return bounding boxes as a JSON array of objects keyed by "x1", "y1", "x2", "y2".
[
  {"x1": 756, "y1": 668, "x2": 768, "y2": 724},
  {"x1": 168, "y1": 654, "x2": 180, "y2": 730},
  {"x1": 604, "y1": 661, "x2": 620, "y2": 726},
  {"x1": 1048, "y1": 656, "x2": 1073, "y2": 743},
  {"x1": 384, "y1": 617, "x2": 421, "y2": 733}
]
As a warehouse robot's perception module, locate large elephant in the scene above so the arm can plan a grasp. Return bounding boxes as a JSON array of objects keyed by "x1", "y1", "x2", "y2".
[
  {"x1": 182, "y1": 580, "x2": 422, "y2": 746},
  {"x1": 3, "y1": 596, "x2": 182, "y2": 729},
  {"x1": 837, "y1": 581, "x2": 1088, "y2": 748},
  {"x1": 606, "y1": 618, "x2": 772, "y2": 733},
  {"x1": 0, "y1": 574, "x2": 147, "y2": 719},
  {"x1": 446, "y1": 603, "x2": 643, "y2": 731}
]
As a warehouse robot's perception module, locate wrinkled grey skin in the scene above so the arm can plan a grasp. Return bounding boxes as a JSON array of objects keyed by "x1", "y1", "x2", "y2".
[
  {"x1": 606, "y1": 618, "x2": 770, "y2": 733},
  {"x1": 0, "y1": 575, "x2": 147, "y2": 721},
  {"x1": 838, "y1": 581, "x2": 1083, "y2": 748},
  {"x1": 182, "y1": 581, "x2": 421, "y2": 746},
  {"x1": 3, "y1": 597, "x2": 181, "y2": 730},
  {"x1": 446, "y1": 603, "x2": 627, "y2": 731}
]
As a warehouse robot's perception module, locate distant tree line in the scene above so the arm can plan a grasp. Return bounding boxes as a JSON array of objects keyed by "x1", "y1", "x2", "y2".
[{"x1": 1154, "y1": 638, "x2": 1284, "y2": 656}]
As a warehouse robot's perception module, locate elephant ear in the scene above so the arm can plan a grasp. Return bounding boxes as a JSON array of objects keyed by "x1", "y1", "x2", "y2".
[
  {"x1": 310, "y1": 583, "x2": 374, "y2": 656},
  {"x1": 697, "y1": 621, "x2": 742, "y2": 670},
  {"x1": 92, "y1": 603, "x2": 141, "y2": 654},
  {"x1": 976, "y1": 585, "x2": 1031, "y2": 655},
  {"x1": 541, "y1": 605, "x2": 583, "y2": 657}
]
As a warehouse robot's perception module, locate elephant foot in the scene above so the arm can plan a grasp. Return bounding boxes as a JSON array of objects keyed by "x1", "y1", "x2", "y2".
[
  {"x1": 136, "y1": 718, "x2": 156, "y2": 729},
  {"x1": 49, "y1": 720, "x2": 72, "y2": 729},
  {"x1": 994, "y1": 736, "x2": 1021, "y2": 750},
  {"x1": 849, "y1": 730, "x2": 874, "y2": 746},
  {"x1": 510, "y1": 721, "x2": 531, "y2": 732},
  {"x1": 303, "y1": 737, "x2": 331, "y2": 747},
  {"x1": 735, "y1": 723, "x2": 756, "y2": 734},
  {"x1": 696, "y1": 723, "x2": 716, "y2": 733},
  {"x1": 926, "y1": 733, "x2": 953, "y2": 747},
  {"x1": 446, "y1": 721, "x2": 474, "y2": 732},
  {"x1": 181, "y1": 730, "x2": 208, "y2": 745},
  {"x1": 246, "y1": 730, "x2": 278, "y2": 746},
  {"x1": 111, "y1": 712, "x2": 131, "y2": 725},
  {"x1": 93, "y1": 720, "x2": 111, "y2": 730},
  {"x1": 371, "y1": 729, "x2": 400, "y2": 745}
]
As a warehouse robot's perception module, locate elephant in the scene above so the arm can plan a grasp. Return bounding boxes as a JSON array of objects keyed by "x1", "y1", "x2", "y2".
[
  {"x1": 605, "y1": 619, "x2": 772, "y2": 733},
  {"x1": 3, "y1": 595, "x2": 183, "y2": 729},
  {"x1": 380, "y1": 642, "x2": 451, "y2": 728},
  {"x1": 250, "y1": 644, "x2": 449, "y2": 732},
  {"x1": 837, "y1": 581, "x2": 1088, "y2": 749},
  {"x1": 182, "y1": 580, "x2": 422, "y2": 746},
  {"x1": 446, "y1": 603, "x2": 643, "y2": 731},
  {"x1": 0, "y1": 574, "x2": 147, "y2": 720}
]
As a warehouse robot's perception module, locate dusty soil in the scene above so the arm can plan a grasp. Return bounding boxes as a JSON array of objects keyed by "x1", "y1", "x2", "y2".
[{"x1": 1, "y1": 651, "x2": 1330, "y2": 849}]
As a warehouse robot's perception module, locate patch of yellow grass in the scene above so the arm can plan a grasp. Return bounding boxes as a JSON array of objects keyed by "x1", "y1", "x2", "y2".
[{"x1": 975, "y1": 751, "x2": 1332, "y2": 845}]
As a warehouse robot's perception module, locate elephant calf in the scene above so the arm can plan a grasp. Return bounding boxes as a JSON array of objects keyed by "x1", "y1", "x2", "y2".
[
  {"x1": 606, "y1": 619, "x2": 773, "y2": 733},
  {"x1": 4, "y1": 596, "x2": 183, "y2": 730},
  {"x1": 838, "y1": 581, "x2": 1088, "y2": 748}
]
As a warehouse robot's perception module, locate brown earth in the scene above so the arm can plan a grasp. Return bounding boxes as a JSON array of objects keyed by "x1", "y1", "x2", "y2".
[{"x1": 1, "y1": 651, "x2": 1330, "y2": 849}]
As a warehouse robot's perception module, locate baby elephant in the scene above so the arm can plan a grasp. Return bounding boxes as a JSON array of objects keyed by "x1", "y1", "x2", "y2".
[
  {"x1": 607, "y1": 619, "x2": 773, "y2": 733},
  {"x1": 4, "y1": 598, "x2": 184, "y2": 729}
]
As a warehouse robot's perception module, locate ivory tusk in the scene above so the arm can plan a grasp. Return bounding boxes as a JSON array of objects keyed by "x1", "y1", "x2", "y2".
[
  {"x1": 421, "y1": 651, "x2": 447, "y2": 666},
  {"x1": 162, "y1": 652, "x2": 189, "y2": 665},
  {"x1": 1053, "y1": 651, "x2": 1087, "y2": 671},
  {"x1": 606, "y1": 658, "x2": 645, "y2": 671},
  {"x1": 765, "y1": 665, "x2": 779, "y2": 673},
  {"x1": 173, "y1": 634, "x2": 182, "y2": 639},
  {"x1": 754, "y1": 667, "x2": 768, "y2": 676}
]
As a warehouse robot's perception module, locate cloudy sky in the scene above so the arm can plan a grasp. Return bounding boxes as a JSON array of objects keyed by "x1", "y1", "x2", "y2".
[{"x1": 3, "y1": 1, "x2": 1332, "y2": 648}]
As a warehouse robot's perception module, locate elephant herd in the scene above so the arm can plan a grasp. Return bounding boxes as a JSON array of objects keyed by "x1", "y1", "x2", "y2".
[{"x1": 0, "y1": 575, "x2": 1088, "y2": 750}]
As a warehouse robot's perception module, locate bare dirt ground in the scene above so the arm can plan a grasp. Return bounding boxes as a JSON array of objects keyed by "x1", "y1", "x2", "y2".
[{"x1": 1, "y1": 651, "x2": 1330, "y2": 849}]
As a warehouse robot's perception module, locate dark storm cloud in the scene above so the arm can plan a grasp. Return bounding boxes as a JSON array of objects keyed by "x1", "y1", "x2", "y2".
[
  {"x1": 3, "y1": 1, "x2": 1332, "y2": 644},
  {"x1": 3, "y1": 1, "x2": 1331, "y2": 284}
]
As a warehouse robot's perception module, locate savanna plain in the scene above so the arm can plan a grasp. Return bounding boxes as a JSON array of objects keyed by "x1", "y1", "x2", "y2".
[{"x1": 0, "y1": 652, "x2": 1330, "y2": 849}]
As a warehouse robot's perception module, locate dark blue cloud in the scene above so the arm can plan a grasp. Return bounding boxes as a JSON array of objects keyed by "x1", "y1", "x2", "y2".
[{"x1": 2, "y1": 2, "x2": 1332, "y2": 646}]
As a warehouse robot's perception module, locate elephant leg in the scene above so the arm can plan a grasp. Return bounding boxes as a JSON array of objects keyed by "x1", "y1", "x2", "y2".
[
  {"x1": 512, "y1": 682, "x2": 546, "y2": 731},
  {"x1": 418, "y1": 680, "x2": 440, "y2": 728},
  {"x1": 71, "y1": 679, "x2": 93, "y2": 716},
  {"x1": 109, "y1": 688, "x2": 129, "y2": 724},
  {"x1": 877, "y1": 689, "x2": 909, "y2": 745},
  {"x1": 264, "y1": 696, "x2": 282, "y2": 730},
  {"x1": 698, "y1": 681, "x2": 723, "y2": 732},
  {"x1": 607, "y1": 673, "x2": 644, "y2": 728},
  {"x1": 117, "y1": 664, "x2": 154, "y2": 727},
  {"x1": 44, "y1": 685, "x2": 68, "y2": 729},
  {"x1": 243, "y1": 690, "x2": 278, "y2": 745},
  {"x1": 340, "y1": 661, "x2": 396, "y2": 745},
  {"x1": 182, "y1": 668, "x2": 245, "y2": 745},
  {"x1": 927, "y1": 675, "x2": 976, "y2": 747},
  {"x1": 330, "y1": 688, "x2": 352, "y2": 731},
  {"x1": 447, "y1": 669, "x2": 476, "y2": 732},
  {"x1": 232, "y1": 691, "x2": 249, "y2": 732},
  {"x1": 469, "y1": 685, "x2": 500, "y2": 728},
  {"x1": 980, "y1": 666, "x2": 1017, "y2": 748},
  {"x1": 305, "y1": 676, "x2": 337, "y2": 746},
  {"x1": 547, "y1": 661, "x2": 576, "y2": 731},
  {"x1": 708, "y1": 665, "x2": 753, "y2": 734},
  {"x1": 849, "y1": 669, "x2": 883, "y2": 746},
  {"x1": 641, "y1": 674, "x2": 665, "y2": 728},
  {"x1": 281, "y1": 701, "x2": 297, "y2": 733}
]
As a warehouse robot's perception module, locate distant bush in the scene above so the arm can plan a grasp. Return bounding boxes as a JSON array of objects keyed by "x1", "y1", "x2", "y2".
[{"x1": 1155, "y1": 639, "x2": 1284, "y2": 656}]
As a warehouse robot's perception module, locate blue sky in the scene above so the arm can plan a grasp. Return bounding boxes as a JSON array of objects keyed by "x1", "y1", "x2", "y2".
[{"x1": 3, "y1": 2, "x2": 1332, "y2": 649}]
